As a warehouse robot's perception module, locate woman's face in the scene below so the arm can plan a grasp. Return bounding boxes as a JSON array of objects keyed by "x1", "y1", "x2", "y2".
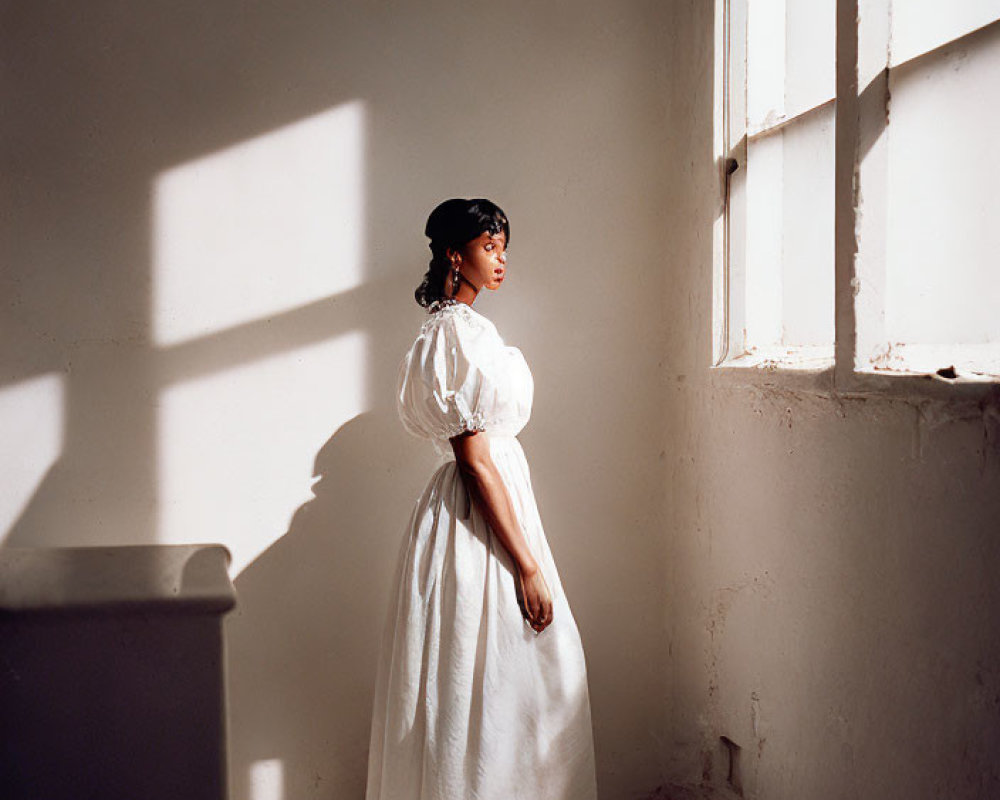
[{"x1": 451, "y1": 230, "x2": 507, "y2": 292}]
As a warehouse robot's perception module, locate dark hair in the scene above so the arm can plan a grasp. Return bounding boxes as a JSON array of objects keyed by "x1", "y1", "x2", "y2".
[{"x1": 414, "y1": 198, "x2": 510, "y2": 308}]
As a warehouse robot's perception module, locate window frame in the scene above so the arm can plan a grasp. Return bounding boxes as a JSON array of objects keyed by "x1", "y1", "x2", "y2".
[{"x1": 713, "y1": 0, "x2": 1000, "y2": 400}]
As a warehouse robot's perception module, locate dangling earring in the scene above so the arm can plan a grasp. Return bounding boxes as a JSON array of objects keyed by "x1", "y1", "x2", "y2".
[{"x1": 451, "y1": 261, "x2": 462, "y2": 296}]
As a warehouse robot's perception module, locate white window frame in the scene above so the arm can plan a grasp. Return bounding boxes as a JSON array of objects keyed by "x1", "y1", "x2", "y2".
[{"x1": 713, "y1": 0, "x2": 1000, "y2": 399}]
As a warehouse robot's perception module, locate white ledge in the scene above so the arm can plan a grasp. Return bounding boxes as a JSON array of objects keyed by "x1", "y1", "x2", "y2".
[{"x1": 0, "y1": 544, "x2": 236, "y2": 615}]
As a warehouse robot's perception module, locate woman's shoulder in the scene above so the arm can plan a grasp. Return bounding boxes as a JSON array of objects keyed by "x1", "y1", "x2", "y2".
[{"x1": 399, "y1": 301, "x2": 505, "y2": 379}]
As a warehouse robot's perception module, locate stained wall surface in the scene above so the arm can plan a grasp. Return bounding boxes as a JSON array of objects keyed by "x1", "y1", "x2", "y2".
[
  {"x1": 660, "y1": 3, "x2": 1000, "y2": 798},
  {"x1": 2, "y1": 2, "x2": 673, "y2": 799}
]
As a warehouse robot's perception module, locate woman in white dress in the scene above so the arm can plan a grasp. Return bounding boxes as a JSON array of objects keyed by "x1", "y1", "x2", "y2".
[{"x1": 365, "y1": 198, "x2": 598, "y2": 800}]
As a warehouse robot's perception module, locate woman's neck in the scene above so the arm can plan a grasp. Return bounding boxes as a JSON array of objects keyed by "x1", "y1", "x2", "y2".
[{"x1": 446, "y1": 272, "x2": 479, "y2": 306}]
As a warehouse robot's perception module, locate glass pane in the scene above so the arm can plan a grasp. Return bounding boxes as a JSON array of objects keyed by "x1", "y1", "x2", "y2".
[
  {"x1": 784, "y1": 0, "x2": 836, "y2": 118},
  {"x1": 744, "y1": 104, "x2": 835, "y2": 350},
  {"x1": 883, "y1": 28, "x2": 1000, "y2": 354},
  {"x1": 746, "y1": 0, "x2": 835, "y2": 131},
  {"x1": 891, "y1": 0, "x2": 1000, "y2": 66},
  {"x1": 781, "y1": 104, "x2": 835, "y2": 346},
  {"x1": 727, "y1": 0, "x2": 748, "y2": 144},
  {"x1": 747, "y1": 0, "x2": 786, "y2": 129},
  {"x1": 745, "y1": 133, "x2": 784, "y2": 347}
]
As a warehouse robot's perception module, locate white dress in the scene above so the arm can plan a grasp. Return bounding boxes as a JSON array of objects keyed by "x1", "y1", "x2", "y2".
[{"x1": 365, "y1": 300, "x2": 598, "y2": 800}]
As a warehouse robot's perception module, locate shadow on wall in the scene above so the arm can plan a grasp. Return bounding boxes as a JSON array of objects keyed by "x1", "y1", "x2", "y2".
[{"x1": 227, "y1": 412, "x2": 438, "y2": 799}]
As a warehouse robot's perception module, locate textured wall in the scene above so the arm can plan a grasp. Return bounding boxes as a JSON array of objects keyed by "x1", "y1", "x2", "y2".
[{"x1": 660, "y1": 3, "x2": 1000, "y2": 798}]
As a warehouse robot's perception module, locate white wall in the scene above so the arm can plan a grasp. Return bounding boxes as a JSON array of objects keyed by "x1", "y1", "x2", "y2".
[
  {"x1": 661, "y1": 3, "x2": 1000, "y2": 798},
  {"x1": 2, "y1": 2, "x2": 674, "y2": 798}
]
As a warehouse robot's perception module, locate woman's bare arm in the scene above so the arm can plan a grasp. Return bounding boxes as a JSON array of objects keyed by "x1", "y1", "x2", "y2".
[{"x1": 450, "y1": 431, "x2": 553, "y2": 632}]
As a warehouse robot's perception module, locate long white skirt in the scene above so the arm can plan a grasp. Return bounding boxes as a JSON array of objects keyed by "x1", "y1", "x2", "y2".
[{"x1": 365, "y1": 434, "x2": 598, "y2": 800}]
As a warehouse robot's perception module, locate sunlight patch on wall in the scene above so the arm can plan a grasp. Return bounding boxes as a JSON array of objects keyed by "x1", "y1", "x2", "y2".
[
  {"x1": 248, "y1": 758, "x2": 285, "y2": 800},
  {"x1": 153, "y1": 101, "x2": 366, "y2": 346},
  {"x1": 157, "y1": 332, "x2": 367, "y2": 574},
  {"x1": 0, "y1": 373, "x2": 64, "y2": 542}
]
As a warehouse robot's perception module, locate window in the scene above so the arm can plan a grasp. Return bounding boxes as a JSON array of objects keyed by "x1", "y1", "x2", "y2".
[{"x1": 716, "y1": 0, "x2": 1000, "y2": 383}]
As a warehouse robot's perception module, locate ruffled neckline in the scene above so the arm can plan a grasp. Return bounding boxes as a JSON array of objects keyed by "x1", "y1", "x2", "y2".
[
  {"x1": 420, "y1": 298, "x2": 494, "y2": 336},
  {"x1": 427, "y1": 298, "x2": 473, "y2": 314},
  {"x1": 426, "y1": 298, "x2": 482, "y2": 319}
]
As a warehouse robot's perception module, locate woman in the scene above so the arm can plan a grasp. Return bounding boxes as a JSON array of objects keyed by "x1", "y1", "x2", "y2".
[{"x1": 365, "y1": 198, "x2": 598, "y2": 800}]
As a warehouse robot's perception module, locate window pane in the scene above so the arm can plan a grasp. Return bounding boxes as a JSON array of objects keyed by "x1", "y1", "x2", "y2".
[
  {"x1": 784, "y1": 0, "x2": 836, "y2": 118},
  {"x1": 747, "y1": 0, "x2": 786, "y2": 129},
  {"x1": 882, "y1": 26, "x2": 1000, "y2": 360},
  {"x1": 890, "y1": 0, "x2": 1000, "y2": 66},
  {"x1": 780, "y1": 104, "x2": 835, "y2": 346},
  {"x1": 746, "y1": 0, "x2": 835, "y2": 131},
  {"x1": 744, "y1": 104, "x2": 835, "y2": 350},
  {"x1": 725, "y1": 0, "x2": 836, "y2": 363},
  {"x1": 727, "y1": 0, "x2": 748, "y2": 144}
]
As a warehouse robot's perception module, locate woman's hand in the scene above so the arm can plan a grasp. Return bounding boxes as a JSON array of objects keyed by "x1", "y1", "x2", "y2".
[{"x1": 516, "y1": 565, "x2": 554, "y2": 633}]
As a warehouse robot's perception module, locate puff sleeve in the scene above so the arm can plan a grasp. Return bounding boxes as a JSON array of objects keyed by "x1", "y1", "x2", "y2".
[{"x1": 397, "y1": 306, "x2": 517, "y2": 441}]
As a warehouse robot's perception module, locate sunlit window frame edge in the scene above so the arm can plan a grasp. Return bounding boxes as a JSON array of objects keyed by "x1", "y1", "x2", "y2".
[{"x1": 711, "y1": 0, "x2": 1000, "y2": 402}]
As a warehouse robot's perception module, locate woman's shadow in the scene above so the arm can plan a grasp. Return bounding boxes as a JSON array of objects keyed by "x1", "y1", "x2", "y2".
[{"x1": 226, "y1": 410, "x2": 438, "y2": 800}]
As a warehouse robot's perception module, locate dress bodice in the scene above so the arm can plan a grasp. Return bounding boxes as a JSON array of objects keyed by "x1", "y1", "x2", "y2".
[{"x1": 396, "y1": 301, "x2": 533, "y2": 455}]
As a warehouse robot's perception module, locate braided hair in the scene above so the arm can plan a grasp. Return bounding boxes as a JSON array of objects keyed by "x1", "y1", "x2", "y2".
[{"x1": 414, "y1": 198, "x2": 510, "y2": 308}]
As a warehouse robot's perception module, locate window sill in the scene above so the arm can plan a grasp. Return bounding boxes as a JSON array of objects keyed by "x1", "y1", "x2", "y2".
[
  {"x1": 711, "y1": 357, "x2": 835, "y2": 396},
  {"x1": 711, "y1": 355, "x2": 999, "y2": 404},
  {"x1": 718, "y1": 345, "x2": 834, "y2": 372},
  {"x1": 840, "y1": 369, "x2": 1000, "y2": 403}
]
